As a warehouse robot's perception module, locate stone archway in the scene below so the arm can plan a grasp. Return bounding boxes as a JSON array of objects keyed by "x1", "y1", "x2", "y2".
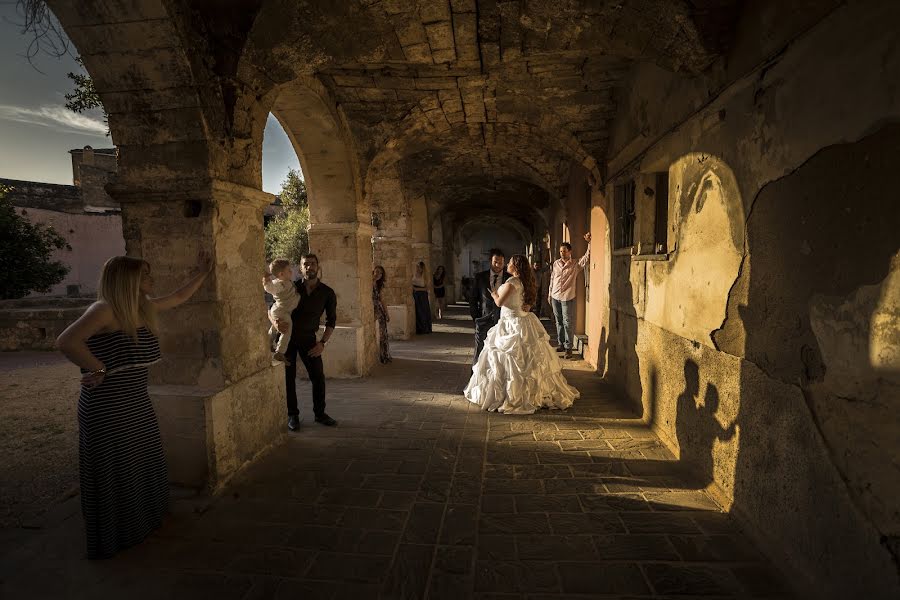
[
  {"x1": 268, "y1": 77, "x2": 376, "y2": 378},
  {"x1": 40, "y1": 0, "x2": 742, "y2": 500},
  {"x1": 46, "y1": 0, "x2": 285, "y2": 491}
]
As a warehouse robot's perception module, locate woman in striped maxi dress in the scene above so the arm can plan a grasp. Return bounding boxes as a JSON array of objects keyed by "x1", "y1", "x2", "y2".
[{"x1": 57, "y1": 253, "x2": 212, "y2": 559}]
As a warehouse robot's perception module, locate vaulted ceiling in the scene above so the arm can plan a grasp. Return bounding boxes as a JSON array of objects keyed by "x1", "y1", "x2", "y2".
[
  {"x1": 52, "y1": 0, "x2": 744, "y2": 233},
  {"x1": 256, "y1": 0, "x2": 743, "y2": 230}
]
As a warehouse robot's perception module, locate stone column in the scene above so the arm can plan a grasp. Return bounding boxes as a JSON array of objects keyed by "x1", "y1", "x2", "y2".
[
  {"x1": 111, "y1": 179, "x2": 283, "y2": 492},
  {"x1": 373, "y1": 234, "x2": 414, "y2": 340},
  {"x1": 307, "y1": 221, "x2": 377, "y2": 377},
  {"x1": 431, "y1": 243, "x2": 444, "y2": 317},
  {"x1": 443, "y1": 244, "x2": 457, "y2": 304}
]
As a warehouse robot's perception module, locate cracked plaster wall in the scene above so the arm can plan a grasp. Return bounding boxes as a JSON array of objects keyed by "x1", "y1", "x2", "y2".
[{"x1": 602, "y1": 2, "x2": 900, "y2": 597}]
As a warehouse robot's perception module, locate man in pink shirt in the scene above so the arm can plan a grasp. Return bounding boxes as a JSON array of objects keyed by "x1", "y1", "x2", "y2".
[{"x1": 548, "y1": 232, "x2": 591, "y2": 359}]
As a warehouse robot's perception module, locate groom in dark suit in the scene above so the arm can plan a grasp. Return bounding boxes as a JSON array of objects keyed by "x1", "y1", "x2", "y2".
[{"x1": 468, "y1": 248, "x2": 510, "y2": 363}]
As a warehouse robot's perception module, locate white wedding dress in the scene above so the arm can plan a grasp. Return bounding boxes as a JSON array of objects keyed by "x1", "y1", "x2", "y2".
[{"x1": 464, "y1": 277, "x2": 579, "y2": 414}]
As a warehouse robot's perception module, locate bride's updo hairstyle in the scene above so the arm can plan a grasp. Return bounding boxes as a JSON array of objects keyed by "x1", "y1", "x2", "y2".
[{"x1": 509, "y1": 254, "x2": 537, "y2": 308}]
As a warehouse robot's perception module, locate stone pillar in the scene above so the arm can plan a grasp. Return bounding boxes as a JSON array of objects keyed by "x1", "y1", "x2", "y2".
[
  {"x1": 112, "y1": 179, "x2": 283, "y2": 492},
  {"x1": 441, "y1": 242, "x2": 457, "y2": 304},
  {"x1": 373, "y1": 234, "x2": 414, "y2": 340},
  {"x1": 431, "y1": 243, "x2": 444, "y2": 317},
  {"x1": 307, "y1": 221, "x2": 377, "y2": 377},
  {"x1": 452, "y1": 241, "x2": 465, "y2": 303}
]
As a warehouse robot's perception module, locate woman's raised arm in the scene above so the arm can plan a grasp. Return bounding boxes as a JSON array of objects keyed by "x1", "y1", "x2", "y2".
[{"x1": 151, "y1": 251, "x2": 214, "y2": 311}]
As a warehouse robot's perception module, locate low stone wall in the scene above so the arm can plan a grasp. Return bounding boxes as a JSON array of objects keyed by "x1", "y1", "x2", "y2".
[
  {"x1": 0, "y1": 301, "x2": 90, "y2": 351},
  {"x1": 1, "y1": 178, "x2": 82, "y2": 213}
]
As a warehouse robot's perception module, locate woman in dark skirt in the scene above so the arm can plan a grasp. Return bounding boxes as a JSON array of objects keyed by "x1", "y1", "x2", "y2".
[
  {"x1": 412, "y1": 261, "x2": 432, "y2": 334},
  {"x1": 373, "y1": 265, "x2": 392, "y2": 363},
  {"x1": 432, "y1": 265, "x2": 447, "y2": 319},
  {"x1": 56, "y1": 253, "x2": 212, "y2": 559}
]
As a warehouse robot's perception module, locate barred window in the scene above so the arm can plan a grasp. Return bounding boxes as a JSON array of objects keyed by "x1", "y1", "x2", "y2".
[{"x1": 614, "y1": 180, "x2": 635, "y2": 249}]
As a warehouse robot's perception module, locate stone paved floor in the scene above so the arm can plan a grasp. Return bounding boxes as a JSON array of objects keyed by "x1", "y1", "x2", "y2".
[{"x1": 0, "y1": 304, "x2": 792, "y2": 599}]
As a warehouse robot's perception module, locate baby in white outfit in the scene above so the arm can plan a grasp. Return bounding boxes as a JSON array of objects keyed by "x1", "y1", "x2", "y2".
[{"x1": 264, "y1": 258, "x2": 301, "y2": 365}]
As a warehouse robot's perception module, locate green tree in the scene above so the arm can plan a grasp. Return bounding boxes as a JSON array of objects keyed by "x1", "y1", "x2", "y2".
[
  {"x1": 277, "y1": 168, "x2": 308, "y2": 210},
  {"x1": 0, "y1": 186, "x2": 71, "y2": 299},
  {"x1": 65, "y1": 56, "x2": 108, "y2": 134},
  {"x1": 265, "y1": 169, "x2": 310, "y2": 264}
]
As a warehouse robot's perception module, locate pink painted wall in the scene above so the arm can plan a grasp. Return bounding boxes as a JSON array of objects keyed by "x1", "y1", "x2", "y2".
[{"x1": 18, "y1": 207, "x2": 124, "y2": 297}]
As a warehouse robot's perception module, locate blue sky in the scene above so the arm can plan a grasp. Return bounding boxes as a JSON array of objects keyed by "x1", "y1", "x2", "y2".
[{"x1": 0, "y1": 4, "x2": 299, "y2": 193}]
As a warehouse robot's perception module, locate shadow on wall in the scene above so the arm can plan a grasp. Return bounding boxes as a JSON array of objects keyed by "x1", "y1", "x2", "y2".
[
  {"x1": 604, "y1": 122, "x2": 898, "y2": 597},
  {"x1": 608, "y1": 251, "x2": 642, "y2": 419},
  {"x1": 614, "y1": 139, "x2": 899, "y2": 596},
  {"x1": 594, "y1": 326, "x2": 609, "y2": 376},
  {"x1": 717, "y1": 125, "x2": 900, "y2": 597},
  {"x1": 675, "y1": 360, "x2": 736, "y2": 490}
]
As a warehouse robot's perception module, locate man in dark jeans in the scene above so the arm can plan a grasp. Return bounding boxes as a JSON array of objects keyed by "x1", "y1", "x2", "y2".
[{"x1": 273, "y1": 253, "x2": 337, "y2": 430}]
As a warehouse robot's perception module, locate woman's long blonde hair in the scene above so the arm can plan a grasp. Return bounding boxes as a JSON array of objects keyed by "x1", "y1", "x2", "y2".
[{"x1": 98, "y1": 256, "x2": 157, "y2": 338}]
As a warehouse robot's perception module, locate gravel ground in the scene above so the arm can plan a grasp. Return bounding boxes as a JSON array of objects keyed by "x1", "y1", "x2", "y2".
[{"x1": 0, "y1": 352, "x2": 80, "y2": 528}]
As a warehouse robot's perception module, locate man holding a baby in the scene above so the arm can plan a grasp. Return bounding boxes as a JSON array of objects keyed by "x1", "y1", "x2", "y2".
[{"x1": 267, "y1": 252, "x2": 338, "y2": 431}]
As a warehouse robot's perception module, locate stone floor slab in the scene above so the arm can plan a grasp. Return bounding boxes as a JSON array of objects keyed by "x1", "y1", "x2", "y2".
[{"x1": 0, "y1": 306, "x2": 792, "y2": 599}]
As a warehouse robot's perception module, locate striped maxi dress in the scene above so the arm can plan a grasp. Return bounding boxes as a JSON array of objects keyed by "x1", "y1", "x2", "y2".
[{"x1": 78, "y1": 327, "x2": 167, "y2": 559}]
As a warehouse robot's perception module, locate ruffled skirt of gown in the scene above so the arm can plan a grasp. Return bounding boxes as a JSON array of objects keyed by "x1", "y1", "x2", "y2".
[{"x1": 464, "y1": 310, "x2": 579, "y2": 414}]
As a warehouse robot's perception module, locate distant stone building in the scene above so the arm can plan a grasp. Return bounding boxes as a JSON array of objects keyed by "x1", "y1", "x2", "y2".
[
  {"x1": 69, "y1": 146, "x2": 119, "y2": 211},
  {"x1": 1, "y1": 146, "x2": 124, "y2": 297},
  {"x1": 2, "y1": 146, "x2": 284, "y2": 298}
]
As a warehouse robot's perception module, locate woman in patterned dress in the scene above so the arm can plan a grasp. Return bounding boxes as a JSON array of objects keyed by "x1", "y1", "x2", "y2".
[
  {"x1": 373, "y1": 265, "x2": 391, "y2": 363},
  {"x1": 432, "y1": 265, "x2": 447, "y2": 319},
  {"x1": 412, "y1": 261, "x2": 432, "y2": 334},
  {"x1": 56, "y1": 253, "x2": 213, "y2": 559}
]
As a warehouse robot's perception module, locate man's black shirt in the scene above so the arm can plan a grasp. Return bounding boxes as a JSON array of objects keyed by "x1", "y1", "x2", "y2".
[{"x1": 290, "y1": 279, "x2": 337, "y2": 339}]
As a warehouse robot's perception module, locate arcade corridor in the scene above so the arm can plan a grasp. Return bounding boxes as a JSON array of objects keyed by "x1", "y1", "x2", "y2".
[{"x1": 0, "y1": 305, "x2": 788, "y2": 599}]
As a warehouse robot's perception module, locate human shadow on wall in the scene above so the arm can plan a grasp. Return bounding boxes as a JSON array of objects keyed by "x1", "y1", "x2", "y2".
[
  {"x1": 675, "y1": 359, "x2": 736, "y2": 489},
  {"x1": 719, "y1": 124, "x2": 900, "y2": 598}
]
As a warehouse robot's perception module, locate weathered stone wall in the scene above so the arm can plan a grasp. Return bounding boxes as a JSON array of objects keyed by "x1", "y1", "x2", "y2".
[
  {"x1": 601, "y1": 2, "x2": 900, "y2": 596},
  {"x1": 2, "y1": 179, "x2": 82, "y2": 213},
  {"x1": 70, "y1": 147, "x2": 118, "y2": 209},
  {"x1": 439, "y1": 220, "x2": 458, "y2": 303},
  {"x1": 371, "y1": 164, "x2": 415, "y2": 339},
  {"x1": 78, "y1": 165, "x2": 117, "y2": 209},
  {"x1": 0, "y1": 302, "x2": 91, "y2": 351}
]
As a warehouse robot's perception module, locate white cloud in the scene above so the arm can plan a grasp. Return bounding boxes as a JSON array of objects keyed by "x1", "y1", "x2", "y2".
[{"x1": 0, "y1": 104, "x2": 106, "y2": 135}]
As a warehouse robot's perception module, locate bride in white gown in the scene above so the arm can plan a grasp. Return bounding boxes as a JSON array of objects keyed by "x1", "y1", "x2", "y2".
[{"x1": 464, "y1": 254, "x2": 579, "y2": 414}]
